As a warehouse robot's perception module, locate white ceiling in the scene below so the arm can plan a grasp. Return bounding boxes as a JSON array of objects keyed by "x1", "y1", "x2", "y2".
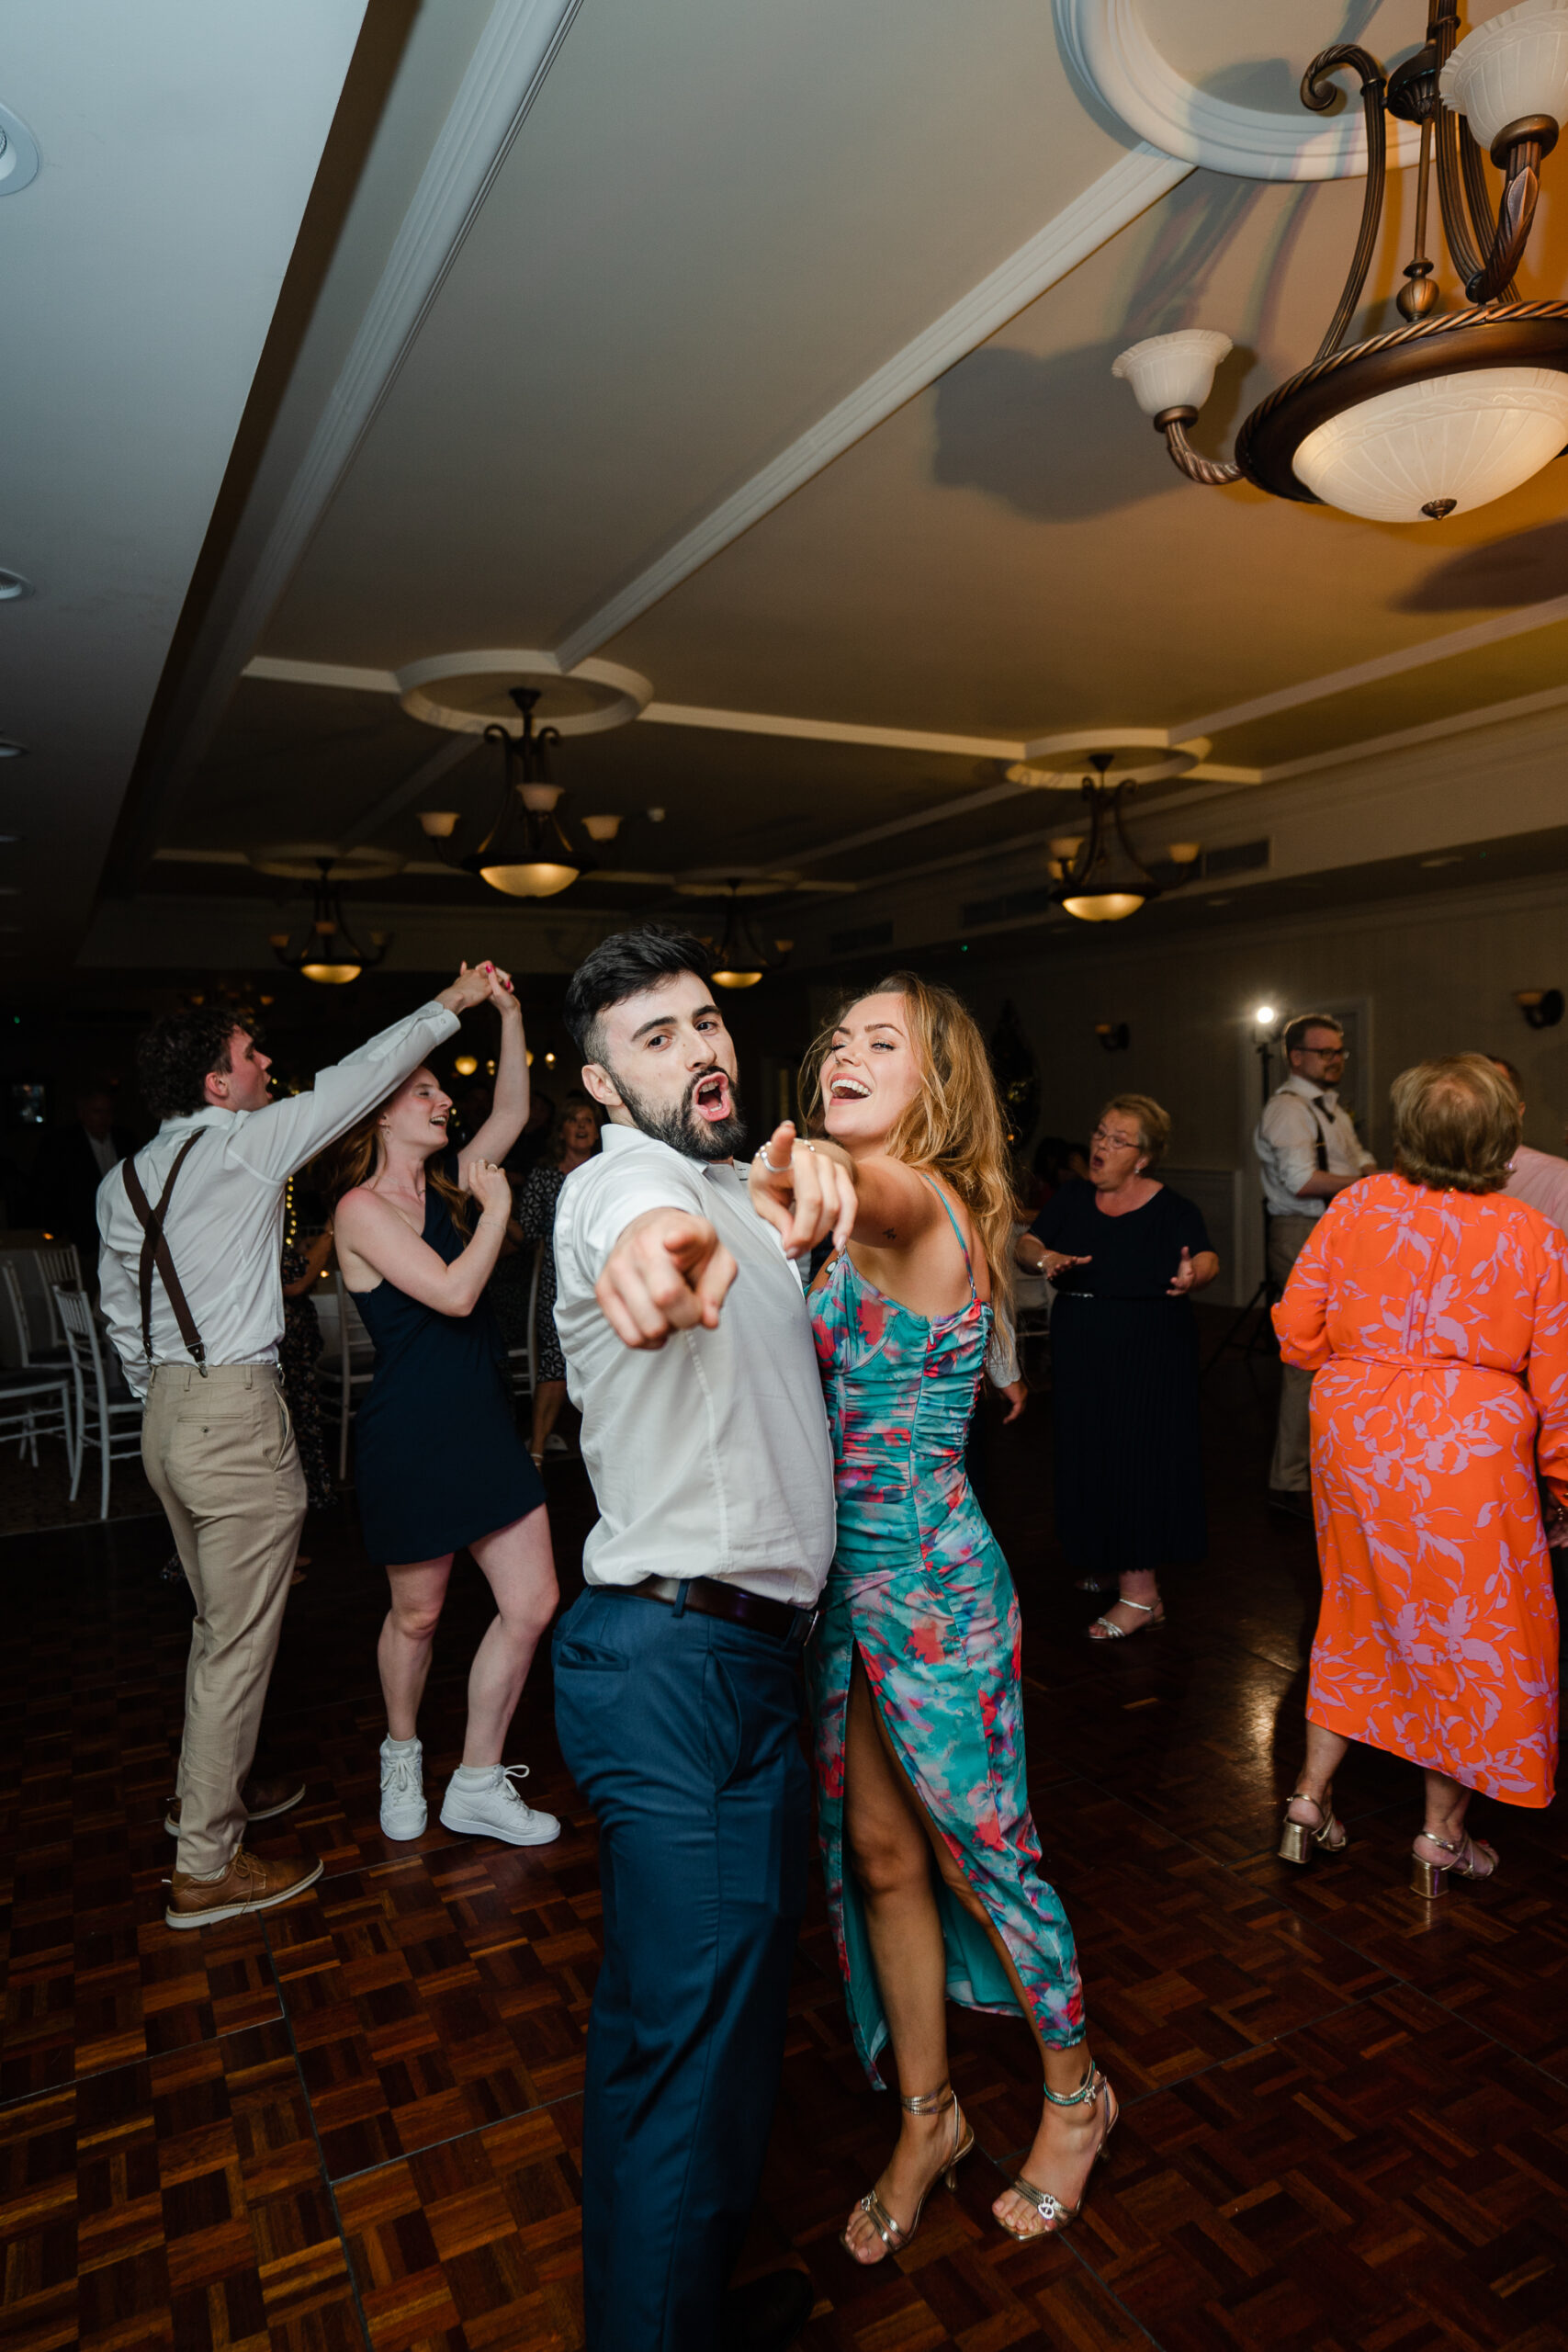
[{"x1": 8, "y1": 0, "x2": 1567, "y2": 981}]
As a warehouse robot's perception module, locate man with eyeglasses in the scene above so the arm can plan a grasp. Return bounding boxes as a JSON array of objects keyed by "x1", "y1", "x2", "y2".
[{"x1": 1254, "y1": 1014, "x2": 1374, "y2": 1521}]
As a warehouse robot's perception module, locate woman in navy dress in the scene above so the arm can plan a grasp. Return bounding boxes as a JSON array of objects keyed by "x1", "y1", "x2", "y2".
[
  {"x1": 332, "y1": 963, "x2": 558, "y2": 1849},
  {"x1": 1018, "y1": 1094, "x2": 1218, "y2": 1639}
]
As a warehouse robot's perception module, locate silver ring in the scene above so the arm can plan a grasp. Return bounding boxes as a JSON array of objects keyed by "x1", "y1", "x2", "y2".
[{"x1": 760, "y1": 1149, "x2": 788, "y2": 1174}]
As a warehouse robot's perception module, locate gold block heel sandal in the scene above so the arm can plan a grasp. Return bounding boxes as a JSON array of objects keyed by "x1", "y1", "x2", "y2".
[
  {"x1": 841, "y1": 2082, "x2": 975, "y2": 2261},
  {"x1": 997, "y1": 2059, "x2": 1119, "y2": 2241},
  {"x1": 1411, "y1": 1828, "x2": 1498, "y2": 1898},
  {"x1": 1277, "y1": 1792, "x2": 1348, "y2": 1867}
]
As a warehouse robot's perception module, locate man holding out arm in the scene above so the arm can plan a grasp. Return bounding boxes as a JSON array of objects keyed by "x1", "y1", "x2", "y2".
[{"x1": 98, "y1": 962, "x2": 505, "y2": 1928}]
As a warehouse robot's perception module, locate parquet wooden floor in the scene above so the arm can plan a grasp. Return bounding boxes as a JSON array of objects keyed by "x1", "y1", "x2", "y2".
[{"x1": 3, "y1": 1322, "x2": 1566, "y2": 2350}]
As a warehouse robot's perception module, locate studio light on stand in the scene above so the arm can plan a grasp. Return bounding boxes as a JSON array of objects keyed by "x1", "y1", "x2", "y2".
[
  {"x1": 1113, "y1": 3, "x2": 1568, "y2": 526},
  {"x1": 271, "y1": 859, "x2": 389, "y2": 987},
  {"x1": 1051, "y1": 755, "x2": 1162, "y2": 922}
]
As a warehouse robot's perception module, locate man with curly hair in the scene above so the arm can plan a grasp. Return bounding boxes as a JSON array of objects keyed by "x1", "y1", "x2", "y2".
[{"x1": 99, "y1": 963, "x2": 503, "y2": 1929}]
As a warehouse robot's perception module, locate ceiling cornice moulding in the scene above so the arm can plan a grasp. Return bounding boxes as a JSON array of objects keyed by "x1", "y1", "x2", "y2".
[{"x1": 1055, "y1": 0, "x2": 1423, "y2": 181}]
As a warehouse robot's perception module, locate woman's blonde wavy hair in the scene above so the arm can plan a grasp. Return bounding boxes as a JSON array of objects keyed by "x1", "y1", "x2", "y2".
[
  {"x1": 801, "y1": 972, "x2": 1015, "y2": 1347},
  {"x1": 319, "y1": 1073, "x2": 472, "y2": 1232}
]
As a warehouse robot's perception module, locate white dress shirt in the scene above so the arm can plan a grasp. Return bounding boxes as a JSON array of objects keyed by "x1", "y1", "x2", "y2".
[
  {"x1": 552, "y1": 1124, "x2": 835, "y2": 1605},
  {"x1": 98, "y1": 1001, "x2": 459, "y2": 1396},
  {"x1": 1254, "y1": 1073, "x2": 1374, "y2": 1220}
]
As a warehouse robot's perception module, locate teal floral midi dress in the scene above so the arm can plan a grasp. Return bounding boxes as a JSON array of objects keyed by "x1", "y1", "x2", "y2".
[{"x1": 807, "y1": 1182, "x2": 1085, "y2": 2085}]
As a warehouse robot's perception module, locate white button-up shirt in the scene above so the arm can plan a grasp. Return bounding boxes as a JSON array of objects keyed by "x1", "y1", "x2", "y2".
[
  {"x1": 552, "y1": 1124, "x2": 835, "y2": 1606},
  {"x1": 98, "y1": 1001, "x2": 458, "y2": 1396},
  {"x1": 1254, "y1": 1073, "x2": 1374, "y2": 1220}
]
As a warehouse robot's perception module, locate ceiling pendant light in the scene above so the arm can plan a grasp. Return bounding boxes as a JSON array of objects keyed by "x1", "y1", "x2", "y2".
[
  {"x1": 1113, "y1": 2, "x2": 1568, "y2": 526},
  {"x1": 710, "y1": 881, "x2": 776, "y2": 988},
  {"x1": 466, "y1": 687, "x2": 585, "y2": 899},
  {"x1": 270, "y1": 859, "x2": 389, "y2": 986},
  {"x1": 1052, "y1": 756, "x2": 1161, "y2": 924}
]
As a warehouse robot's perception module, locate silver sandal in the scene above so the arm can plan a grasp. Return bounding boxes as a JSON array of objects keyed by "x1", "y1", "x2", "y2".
[
  {"x1": 1088, "y1": 1597, "x2": 1164, "y2": 1640},
  {"x1": 996, "y1": 2059, "x2": 1119, "y2": 2240},
  {"x1": 841, "y1": 2081, "x2": 975, "y2": 2262}
]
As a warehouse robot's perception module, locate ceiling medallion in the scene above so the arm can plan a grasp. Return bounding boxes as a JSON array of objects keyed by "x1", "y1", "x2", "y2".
[
  {"x1": 397, "y1": 649, "x2": 650, "y2": 737},
  {"x1": 1113, "y1": 2, "x2": 1568, "y2": 525}
]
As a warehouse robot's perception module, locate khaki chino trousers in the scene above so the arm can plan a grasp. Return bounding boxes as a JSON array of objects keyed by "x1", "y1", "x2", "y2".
[
  {"x1": 1267, "y1": 1214, "x2": 1317, "y2": 1493},
  {"x1": 142, "y1": 1364, "x2": 307, "y2": 1878}
]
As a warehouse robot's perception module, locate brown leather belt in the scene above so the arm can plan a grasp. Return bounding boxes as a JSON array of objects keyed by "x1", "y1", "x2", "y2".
[{"x1": 616, "y1": 1574, "x2": 818, "y2": 1648}]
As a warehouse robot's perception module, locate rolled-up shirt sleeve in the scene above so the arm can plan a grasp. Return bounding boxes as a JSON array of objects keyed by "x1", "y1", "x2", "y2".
[
  {"x1": 1259, "y1": 1094, "x2": 1322, "y2": 1202},
  {"x1": 96, "y1": 1194, "x2": 150, "y2": 1396}
]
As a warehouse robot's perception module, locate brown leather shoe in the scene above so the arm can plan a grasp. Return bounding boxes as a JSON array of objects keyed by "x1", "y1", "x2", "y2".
[
  {"x1": 165, "y1": 1847, "x2": 323, "y2": 1929},
  {"x1": 164, "y1": 1776, "x2": 305, "y2": 1838}
]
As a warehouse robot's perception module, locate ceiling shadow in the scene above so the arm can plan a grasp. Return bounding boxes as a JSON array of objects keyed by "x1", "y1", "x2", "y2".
[
  {"x1": 931, "y1": 172, "x2": 1262, "y2": 524},
  {"x1": 1395, "y1": 516, "x2": 1568, "y2": 611}
]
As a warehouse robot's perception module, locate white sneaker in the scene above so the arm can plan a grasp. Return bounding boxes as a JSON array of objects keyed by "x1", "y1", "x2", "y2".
[
  {"x1": 378, "y1": 1738, "x2": 427, "y2": 1840},
  {"x1": 438, "y1": 1763, "x2": 560, "y2": 1847}
]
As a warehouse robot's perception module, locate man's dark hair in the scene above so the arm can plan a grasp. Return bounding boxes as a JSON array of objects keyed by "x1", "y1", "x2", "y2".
[
  {"x1": 136, "y1": 1009, "x2": 249, "y2": 1124},
  {"x1": 1282, "y1": 1012, "x2": 1344, "y2": 1058},
  {"x1": 563, "y1": 925, "x2": 714, "y2": 1065}
]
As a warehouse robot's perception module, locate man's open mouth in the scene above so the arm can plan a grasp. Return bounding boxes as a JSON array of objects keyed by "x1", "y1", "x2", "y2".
[{"x1": 692, "y1": 1072, "x2": 732, "y2": 1123}]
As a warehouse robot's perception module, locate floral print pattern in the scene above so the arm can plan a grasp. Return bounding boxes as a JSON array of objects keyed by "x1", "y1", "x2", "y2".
[
  {"x1": 807, "y1": 1212, "x2": 1084, "y2": 2086},
  {"x1": 1275, "y1": 1173, "x2": 1568, "y2": 1807}
]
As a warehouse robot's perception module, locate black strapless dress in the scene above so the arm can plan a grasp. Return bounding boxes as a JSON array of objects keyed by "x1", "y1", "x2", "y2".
[{"x1": 352, "y1": 1188, "x2": 545, "y2": 1566}]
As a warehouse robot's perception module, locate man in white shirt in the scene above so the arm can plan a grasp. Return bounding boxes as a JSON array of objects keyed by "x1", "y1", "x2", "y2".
[
  {"x1": 552, "y1": 928, "x2": 849, "y2": 2352},
  {"x1": 99, "y1": 964, "x2": 500, "y2": 1928},
  {"x1": 1254, "y1": 1013, "x2": 1375, "y2": 1516},
  {"x1": 1489, "y1": 1057, "x2": 1568, "y2": 1236}
]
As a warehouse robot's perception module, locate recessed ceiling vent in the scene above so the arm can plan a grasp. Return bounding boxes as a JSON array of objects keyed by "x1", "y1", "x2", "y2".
[{"x1": 0, "y1": 105, "x2": 40, "y2": 197}]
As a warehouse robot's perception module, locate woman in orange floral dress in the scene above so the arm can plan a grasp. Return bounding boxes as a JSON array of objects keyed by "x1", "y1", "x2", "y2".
[{"x1": 1273, "y1": 1055, "x2": 1568, "y2": 1897}]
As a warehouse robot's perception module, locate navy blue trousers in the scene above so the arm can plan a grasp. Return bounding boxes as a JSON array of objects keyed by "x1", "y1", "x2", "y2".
[{"x1": 553, "y1": 1585, "x2": 809, "y2": 2352}]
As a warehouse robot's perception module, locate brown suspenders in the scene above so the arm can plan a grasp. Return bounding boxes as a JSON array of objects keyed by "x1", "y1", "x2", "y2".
[{"x1": 120, "y1": 1134, "x2": 207, "y2": 1369}]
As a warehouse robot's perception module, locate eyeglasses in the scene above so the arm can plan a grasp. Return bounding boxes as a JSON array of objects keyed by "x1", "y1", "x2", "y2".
[
  {"x1": 1090, "y1": 1126, "x2": 1142, "y2": 1149},
  {"x1": 1299, "y1": 1044, "x2": 1347, "y2": 1058}
]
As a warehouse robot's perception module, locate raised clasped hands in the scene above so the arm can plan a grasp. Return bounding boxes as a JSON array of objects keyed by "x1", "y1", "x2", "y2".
[
  {"x1": 597, "y1": 1207, "x2": 739, "y2": 1351},
  {"x1": 747, "y1": 1119, "x2": 858, "y2": 1261},
  {"x1": 437, "y1": 958, "x2": 513, "y2": 1015},
  {"x1": 1167, "y1": 1245, "x2": 1196, "y2": 1296}
]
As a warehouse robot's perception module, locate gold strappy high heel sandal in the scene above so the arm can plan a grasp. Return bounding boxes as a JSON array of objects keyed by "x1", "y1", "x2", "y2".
[
  {"x1": 841, "y1": 2082, "x2": 975, "y2": 2262},
  {"x1": 1278, "y1": 1792, "x2": 1348, "y2": 1866},
  {"x1": 996, "y1": 2058, "x2": 1118, "y2": 2240},
  {"x1": 1411, "y1": 1827, "x2": 1499, "y2": 1898}
]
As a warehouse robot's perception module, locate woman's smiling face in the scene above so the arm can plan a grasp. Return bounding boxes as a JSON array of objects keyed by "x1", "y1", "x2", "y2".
[{"x1": 822, "y1": 992, "x2": 923, "y2": 1148}]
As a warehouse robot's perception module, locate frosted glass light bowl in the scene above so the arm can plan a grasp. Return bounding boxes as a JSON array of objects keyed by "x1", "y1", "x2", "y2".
[
  {"x1": 1111, "y1": 330, "x2": 1234, "y2": 417},
  {"x1": 1440, "y1": 0, "x2": 1568, "y2": 152},
  {"x1": 1292, "y1": 366, "x2": 1568, "y2": 520}
]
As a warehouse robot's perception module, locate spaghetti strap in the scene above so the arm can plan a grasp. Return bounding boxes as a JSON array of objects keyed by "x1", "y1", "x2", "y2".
[{"x1": 916, "y1": 1171, "x2": 976, "y2": 1302}]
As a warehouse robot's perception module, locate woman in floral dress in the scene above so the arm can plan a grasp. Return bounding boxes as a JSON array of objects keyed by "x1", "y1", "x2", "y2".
[
  {"x1": 749, "y1": 974, "x2": 1113, "y2": 2263},
  {"x1": 1275, "y1": 1055, "x2": 1568, "y2": 1894}
]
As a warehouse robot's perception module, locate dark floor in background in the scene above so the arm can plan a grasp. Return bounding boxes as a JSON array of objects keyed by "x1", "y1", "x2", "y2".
[{"x1": 4, "y1": 1317, "x2": 1567, "y2": 2352}]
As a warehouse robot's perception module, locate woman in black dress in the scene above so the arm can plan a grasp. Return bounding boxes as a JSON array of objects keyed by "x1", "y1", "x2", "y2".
[
  {"x1": 1018, "y1": 1094, "x2": 1218, "y2": 1640},
  {"x1": 332, "y1": 963, "x2": 558, "y2": 1848}
]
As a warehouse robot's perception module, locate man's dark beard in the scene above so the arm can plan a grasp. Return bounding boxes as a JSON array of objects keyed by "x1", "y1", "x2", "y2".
[{"x1": 611, "y1": 1064, "x2": 749, "y2": 1162}]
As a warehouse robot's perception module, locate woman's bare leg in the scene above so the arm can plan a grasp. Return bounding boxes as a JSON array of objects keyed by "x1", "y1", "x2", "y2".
[
  {"x1": 840, "y1": 1656, "x2": 957, "y2": 2263},
  {"x1": 378, "y1": 1555, "x2": 456, "y2": 1739},
  {"x1": 850, "y1": 1657, "x2": 1109, "y2": 2243},
  {"x1": 529, "y1": 1378, "x2": 567, "y2": 1459},
  {"x1": 461, "y1": 1506, "x2": 558, "y2": 1766}
]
